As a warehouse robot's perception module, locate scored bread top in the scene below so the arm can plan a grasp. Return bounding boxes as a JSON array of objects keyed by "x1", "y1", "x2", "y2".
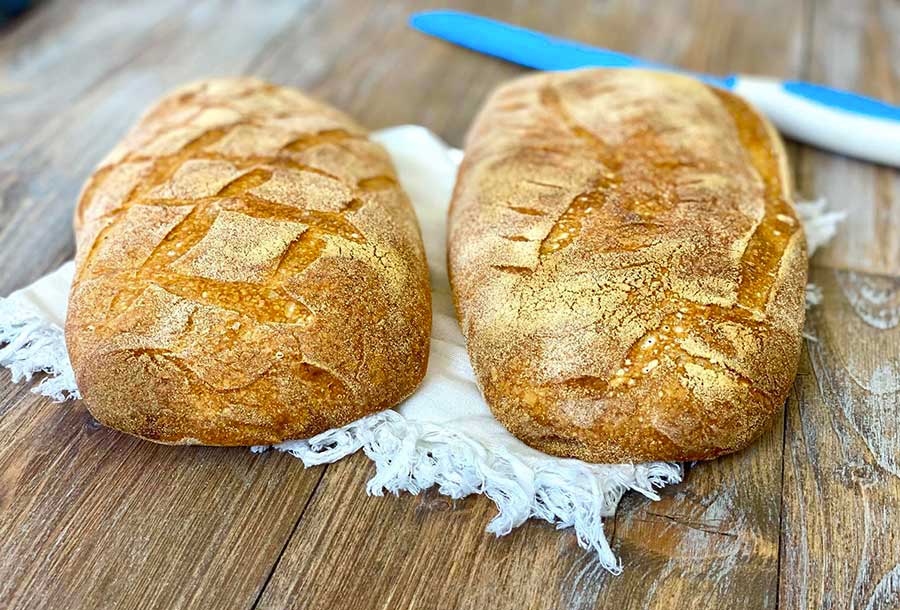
[
  {"x1": 449, "y1": 69, "x2": 807, "y2": 462},
  {"x1": 66, "y1": 78, "x2": 431, "y2": 445}
]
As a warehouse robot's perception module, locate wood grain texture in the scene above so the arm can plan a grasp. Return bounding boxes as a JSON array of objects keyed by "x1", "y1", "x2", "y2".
[
  {"x1": 0, "y1": 371, "x2": 325, "y2": 610},
  {"x1": 780, "y1": 2, "x2": 900, "y2": 608},
  {"x1": 1, "y1": 0, "x2": 898, "y2": 609},
  {"x1": 781, "y1": 269, "x2": 900, "y2": 610}
]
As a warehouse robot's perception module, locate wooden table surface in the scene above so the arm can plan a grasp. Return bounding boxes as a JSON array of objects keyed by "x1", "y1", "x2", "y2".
[{"x1": 1, "y1": 1, "x2": 898, "y2": 608}]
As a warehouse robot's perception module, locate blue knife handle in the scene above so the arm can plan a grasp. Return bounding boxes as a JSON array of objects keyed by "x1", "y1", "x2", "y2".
[
  {"x1": 410, "y1": 11, "x2": 733, "y2": 87},
  {"x1": 409, "y1": 10, "x2": 651, "y2": 71},
  {"x1": 782, "y1": 81, "x2": 900, "y2": 122},
  {"x1": 732, "y1": 75, "x2": 900, "y2": 166}
]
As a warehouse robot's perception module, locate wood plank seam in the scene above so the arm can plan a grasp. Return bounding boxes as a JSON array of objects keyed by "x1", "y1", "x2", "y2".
[{"x1": 249, "y1": 465, "x2": 329, "y2": 610}]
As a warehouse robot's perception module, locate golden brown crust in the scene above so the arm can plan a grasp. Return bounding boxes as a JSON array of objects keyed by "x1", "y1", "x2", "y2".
[
  {"x1": 448, "y1": 69, "x2": 807, "y2": 462},
  {"x1": 66, "y1": 78, "x2": 431, "y2": 445}
]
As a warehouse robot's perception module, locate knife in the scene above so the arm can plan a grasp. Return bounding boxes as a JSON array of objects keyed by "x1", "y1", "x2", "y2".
[{"x1": 410, "y1": 10, "x2": 900, "y2": 168}]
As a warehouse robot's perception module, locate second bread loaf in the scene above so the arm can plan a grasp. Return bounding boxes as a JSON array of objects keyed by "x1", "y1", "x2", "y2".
[{"x1": 448, "y1": 68, "x2": 807, "y2": 463}]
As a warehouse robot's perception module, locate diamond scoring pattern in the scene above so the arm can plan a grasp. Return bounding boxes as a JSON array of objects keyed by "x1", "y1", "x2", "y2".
[{"x1": 73, "y1": 80, "x2": 398, "y2": 326}]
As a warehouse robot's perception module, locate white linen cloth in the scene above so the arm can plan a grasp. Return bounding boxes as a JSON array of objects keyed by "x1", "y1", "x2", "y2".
[{"x1": 0, "y1": 126, "x2": 842, "y2": 573}]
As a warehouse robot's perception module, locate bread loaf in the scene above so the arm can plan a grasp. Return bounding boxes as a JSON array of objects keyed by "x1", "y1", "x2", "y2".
[
  {"x1": 66, "y1": 78, "x2": 431, "y2": 445},
  {"x1": 448, "y1": 69, "x2": 807, "y2": 462}
]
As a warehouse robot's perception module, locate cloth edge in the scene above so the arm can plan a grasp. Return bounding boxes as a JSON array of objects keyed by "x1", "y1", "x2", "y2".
[
  {"x1": 0, "y1": 297, "x2": 80, "y2": 401},
  {"x1": 258, "y1": 409, "x2": 683, "y2": 574}
]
